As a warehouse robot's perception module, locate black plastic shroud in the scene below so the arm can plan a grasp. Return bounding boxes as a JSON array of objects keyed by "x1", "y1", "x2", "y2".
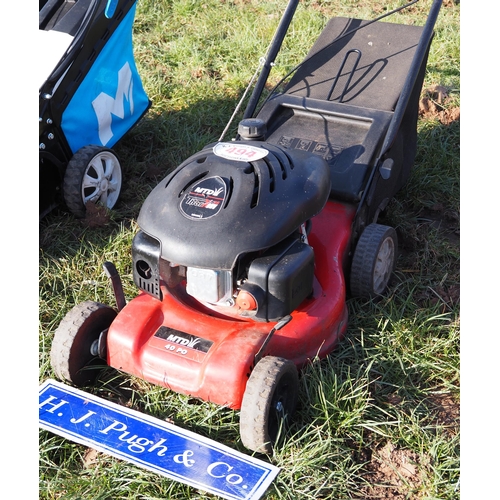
[{"x1": 137, "y1": 142, "x2": 330, "y2": 270}]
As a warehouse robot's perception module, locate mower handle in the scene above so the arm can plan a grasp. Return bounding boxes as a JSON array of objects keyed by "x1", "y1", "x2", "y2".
[
  {"x1": 378, "y1": 0, "x2": 443, "y2": 160},
  {"x1": 242, "y1": 0, "x2": 300, "y2": 120}
]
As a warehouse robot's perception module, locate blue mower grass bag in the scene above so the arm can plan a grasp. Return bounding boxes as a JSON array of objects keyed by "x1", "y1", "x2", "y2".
[{"x1": 39, "y1": 0, "x2": 151, "y2": 218}]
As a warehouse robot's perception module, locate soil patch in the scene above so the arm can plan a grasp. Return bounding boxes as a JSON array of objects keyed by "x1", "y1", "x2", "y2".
[{"x1": 419, "y1": 85, "x2": 460, "y2": 125}]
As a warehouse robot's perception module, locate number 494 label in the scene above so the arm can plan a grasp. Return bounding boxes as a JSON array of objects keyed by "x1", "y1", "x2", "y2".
[{"x1": 213, "y1": 142, "x2": 269, "y2": 162}]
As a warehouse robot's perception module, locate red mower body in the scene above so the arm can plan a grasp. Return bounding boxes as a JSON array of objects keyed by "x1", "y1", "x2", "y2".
[{"x1": 106, "y1": 201, "x2": 355, "y2": 409}]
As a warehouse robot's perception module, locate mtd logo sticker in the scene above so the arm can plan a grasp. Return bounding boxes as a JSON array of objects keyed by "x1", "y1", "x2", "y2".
[
  {"x1": 39, "y1": 380, "x2": 280, "y2": 500},
  {"x1": 153, "y1": 326, "x2": 214, "y2": 361},
  {"x1": 180, "y1": 176, "x2": 227, "y2": 220}
]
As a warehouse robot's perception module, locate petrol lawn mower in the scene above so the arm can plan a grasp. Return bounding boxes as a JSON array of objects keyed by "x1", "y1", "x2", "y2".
[{"x1": 50, "y1": 0, "x2": 443, "y2": 454}]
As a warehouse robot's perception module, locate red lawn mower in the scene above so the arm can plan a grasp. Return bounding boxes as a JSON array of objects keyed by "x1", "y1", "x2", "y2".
[{"x1": 51, "y1": 0, "x2": 443, "y2": 454}]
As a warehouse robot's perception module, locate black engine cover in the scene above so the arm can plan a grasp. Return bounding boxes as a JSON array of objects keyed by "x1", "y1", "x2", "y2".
[{"x1": 137, "y1": 141, "x2": 330, "y2": 270}]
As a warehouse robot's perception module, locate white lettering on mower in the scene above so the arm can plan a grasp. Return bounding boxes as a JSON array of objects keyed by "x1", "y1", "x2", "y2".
[
  {"x1": 166, "y1": 334, "x2": 200, "y2": 349},
  {"x1": 184, "y1": 196, "x2": 220, "y2": 209},
  {"x1": 194, "y1": 186, "x2": 224, "y2": 197},
  {"x1": 165, "y1": 344, "x2": 188, "y2": 355},
  {"x1": 92, "y1": 61, "x2": 134, "y2": 145}
]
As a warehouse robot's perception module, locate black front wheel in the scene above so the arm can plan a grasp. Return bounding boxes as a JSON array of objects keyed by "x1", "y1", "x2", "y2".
[
  {"x1": 240, "y1": 356, "x2": 299, "y2": 454},
  {"x1": 50, "y1": 301, "x2": 117, "y2": 386}
]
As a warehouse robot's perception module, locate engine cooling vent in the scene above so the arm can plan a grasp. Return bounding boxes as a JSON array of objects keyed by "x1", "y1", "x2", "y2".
[{"x1": 170, "y1": 142, "x2": 297, "y2": 213}]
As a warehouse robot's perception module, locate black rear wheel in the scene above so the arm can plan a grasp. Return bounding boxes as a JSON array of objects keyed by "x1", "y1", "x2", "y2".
[
  {"x1": 50, "y1": 301, "x2": 116, "y2": 386},
  {"x1": 240, "y1": 356, "x2": 299, "y2": 454},
  {"x1": 63, "y1": 145, "x2": 122, "y2": 218},
  {"x1": 350, "y1": 223, "x2": 398, "y2": 299}
]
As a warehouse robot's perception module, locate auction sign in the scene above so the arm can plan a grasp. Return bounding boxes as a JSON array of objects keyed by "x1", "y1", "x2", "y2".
[{"x1": 39, "y1": 379, "x2": 279, "y2": 499}]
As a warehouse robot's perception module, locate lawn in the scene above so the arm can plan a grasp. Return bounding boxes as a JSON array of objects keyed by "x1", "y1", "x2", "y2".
[{"x1": 39, "y1": 0, "x2": 460, "y2": 498}]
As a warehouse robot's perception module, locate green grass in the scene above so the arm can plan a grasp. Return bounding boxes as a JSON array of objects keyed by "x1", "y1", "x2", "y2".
[{"x1": 39, "y1": 0, "x2": 460, "y2": 498}]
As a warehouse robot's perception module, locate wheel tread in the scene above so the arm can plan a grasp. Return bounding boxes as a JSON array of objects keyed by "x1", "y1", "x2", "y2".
[
  {"x1": 350, "y1": 223, "x2": 397, "y2": 298},
  {"x1": 50, "y1": 301, "x2": 116, "y2": 386},
  {"x1": 240, "y1": 356, "x2": 298, "y2": 454}
]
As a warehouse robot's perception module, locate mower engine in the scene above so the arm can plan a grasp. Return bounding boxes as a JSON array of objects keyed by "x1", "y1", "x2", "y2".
[{"x1": 133, "y1": 140, "x2": 331, "y2": 322}]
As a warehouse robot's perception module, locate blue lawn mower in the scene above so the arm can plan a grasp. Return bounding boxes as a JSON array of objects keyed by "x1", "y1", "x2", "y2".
[{"x1": 39, "y1": 0, "x2": 151, "y2": 218}]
